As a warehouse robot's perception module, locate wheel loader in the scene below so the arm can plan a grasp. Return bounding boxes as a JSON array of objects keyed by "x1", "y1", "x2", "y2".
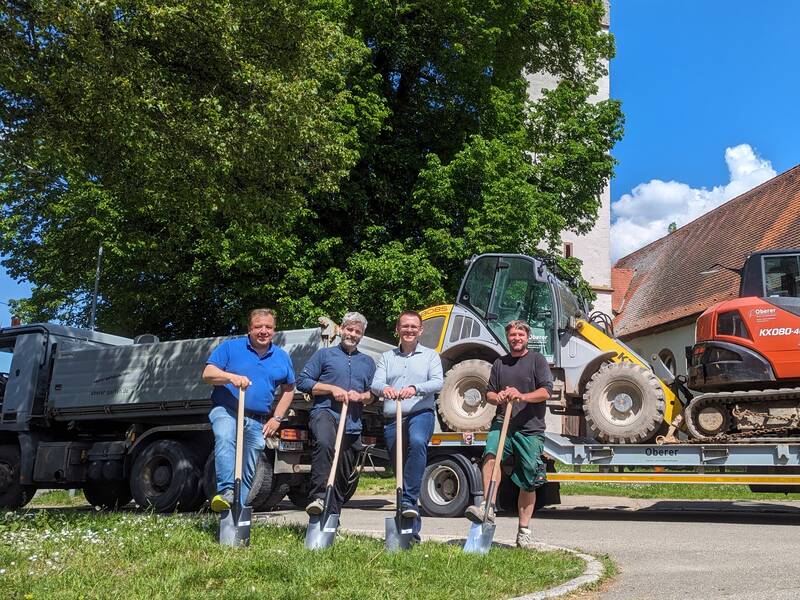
[
  {"x1": 419, "y1": 253, "x2": 682, "y2": 443},
  {"x1": 687, "y1": 249, "x2": 800, "y2": 440}
]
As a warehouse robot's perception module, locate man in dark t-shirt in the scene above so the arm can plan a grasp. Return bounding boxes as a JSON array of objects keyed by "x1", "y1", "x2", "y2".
[{"x1": 464, "y1": 319, "x2": 553, "y2": 549}]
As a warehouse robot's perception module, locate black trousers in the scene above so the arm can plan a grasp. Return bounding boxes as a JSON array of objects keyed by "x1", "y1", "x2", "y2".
[{"x1": 309, "y1": 409, "x2": 359, "y2": 514}]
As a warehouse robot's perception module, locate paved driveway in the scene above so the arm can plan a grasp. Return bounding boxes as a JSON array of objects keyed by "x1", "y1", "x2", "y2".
[{"x1": 266, "y1": 494, "x2": 800, "y2": 600}]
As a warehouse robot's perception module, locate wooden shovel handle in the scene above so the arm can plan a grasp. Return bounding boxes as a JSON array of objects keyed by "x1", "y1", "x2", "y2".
[
  {"x1": 235, "y1": 386, "x2": 246, "y2": 481},
  {"x1": 489, "y1": 401, "x2": 514, "y2": 485},
  {"x1": 395, "y1": 398, "x2": 403, "y2": 490},
  {"x1": 325, "y1": 401, "x2": 350, "y2": 488}
]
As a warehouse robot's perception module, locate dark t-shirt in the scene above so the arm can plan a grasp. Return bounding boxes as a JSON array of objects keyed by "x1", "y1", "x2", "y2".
[{"x1": 487, "y1": 351, "x2": 553, "y2": 434}]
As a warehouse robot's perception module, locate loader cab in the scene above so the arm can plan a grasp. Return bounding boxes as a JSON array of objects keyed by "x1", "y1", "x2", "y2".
[
  {"x1": 457, "y1": 254, "x2": 583, "y2": 363},
  {"x1": 740, "y1": 250, "x2": 800, "y2": 299}
]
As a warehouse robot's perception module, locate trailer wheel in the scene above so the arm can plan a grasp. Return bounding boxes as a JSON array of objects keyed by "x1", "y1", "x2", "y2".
[
  {"x1": 131, "y1": 439, "x2": 200, "y2": 512},
  {"x1": 437, "y1": 359, "x2": 496, "y2": 432},
  {"x1": 0, "y1": 444, "x2": 34, "y2": 509},
  {"x1": 248, "y1": 451, "x2": 290, "y2": 512},
  {"x1": 83, "y1": 481, "x2": 132, "y2": 510},
  {"x1": 420, "y1": 459, "x2": 470, "y2": 518},
  {"x1": 583, "y1": 362, "x2": 666, "y2": 444}
]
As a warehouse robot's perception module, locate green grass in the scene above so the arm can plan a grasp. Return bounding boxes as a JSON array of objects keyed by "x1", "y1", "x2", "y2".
[
  {"x1": 356, "y1": 471, "x2": 397, "y2": 495},
  {"x1": 29, "y1": 491, "x2": 87, "y2": 508},
  {"x1": 0, "y1": 510, "x2": 585, "y2": 600}
]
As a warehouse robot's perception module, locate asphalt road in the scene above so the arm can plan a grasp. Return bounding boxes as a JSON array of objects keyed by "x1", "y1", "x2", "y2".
[{"x1": 265, "y1": 494, "x2": 800, "y2": 600}]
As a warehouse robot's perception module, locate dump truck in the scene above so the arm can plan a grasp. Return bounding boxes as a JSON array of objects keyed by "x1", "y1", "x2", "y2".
[{"x1": 0, "y1": 321, "x2": 393, "y2": 511}]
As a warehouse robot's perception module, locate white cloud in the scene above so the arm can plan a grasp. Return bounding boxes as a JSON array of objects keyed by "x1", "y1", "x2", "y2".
[{"x1": 610, "y1": 144, "x2": 776, "y2": 260}]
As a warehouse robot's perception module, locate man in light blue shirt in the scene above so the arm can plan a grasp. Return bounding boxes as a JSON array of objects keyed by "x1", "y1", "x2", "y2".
[{"x1": 372, "y1": 310, "x2": 443, "y2": 537}]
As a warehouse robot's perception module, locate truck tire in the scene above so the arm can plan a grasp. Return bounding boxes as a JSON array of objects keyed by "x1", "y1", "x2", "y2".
[
  {"x1": 583, "y1": 362, "x2": 666, "y2": 443},
  {"x1": 343, "y1": 467, "x2": 360, "y2": 504},
  {"x1": 419, "y1": 458, "x2": 470, "y2": 518},
  {"x1": 83, "y1": 481, "x2": 133, "y2": 510},
  {"x1": 248, "y1": 451, "x2": 289, "y2": 512},
  {"x1": 437, "y1": 360, "x2": 496, "y2": 432},
  {"x1": 0, "y1": 444, "x2": 34, "y2": 509},
  {"x1": 286, "y1": 468, "x2": 359, "y2": 509},
  {"x1": 131, "y1": 439, "x2": 201, "y2": 512},
  {"x1": 202, "y1": 452, "x2": 216, "y2": 501},
  {"x1": 288, "y1": 477, "x2": 312, "y2": 509}
]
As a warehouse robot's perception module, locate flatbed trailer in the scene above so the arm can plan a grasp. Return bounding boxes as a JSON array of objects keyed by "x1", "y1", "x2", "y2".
[{"x1": 417, "y1": 431, "x2": 800, "y2": 517}]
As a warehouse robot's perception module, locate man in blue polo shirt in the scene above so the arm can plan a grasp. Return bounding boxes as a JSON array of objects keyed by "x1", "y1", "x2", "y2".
[
  {"x1": 297, "y1": 312, "x2": 376, "y2": 517},
  {"x1": 202, "y1": 308, "x2": 296, "y2": 512}
]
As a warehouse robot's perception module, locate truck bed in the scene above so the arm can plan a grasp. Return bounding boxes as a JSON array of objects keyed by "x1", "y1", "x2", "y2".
[{"x1": 48, "y1": 329, "x2": 394, "y2": 420}]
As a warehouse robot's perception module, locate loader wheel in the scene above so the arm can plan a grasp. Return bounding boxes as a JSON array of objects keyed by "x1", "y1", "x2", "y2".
[
  {"x1": 583, "y1": 362, "x2": 666, "y2": 443},
  {"x1": 437, "y1": 359, "x2": 496, "y2": 432},
  {"x1": 131, "y1": 439, "x2": 201, "y2": 512},
  {"x1": 0, "y1": 444, "x2": 34, "y2": 509}
]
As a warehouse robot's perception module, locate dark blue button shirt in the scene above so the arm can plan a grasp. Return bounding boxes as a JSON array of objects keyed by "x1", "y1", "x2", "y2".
[
  {"x1": 297, "y1": 344, "x2": 376, "y2": 434},
  {"x1": 207, "y1": 336, "x2": 296, "y2": 414}
]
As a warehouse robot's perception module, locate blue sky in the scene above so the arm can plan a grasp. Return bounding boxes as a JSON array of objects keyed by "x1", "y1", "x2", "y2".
[
  {"x1": 609, "y1": 0, "x2": 800, "y2": 258},
  {"x1": 1, "y1": 1, "x2": 799, "y2": 324}
]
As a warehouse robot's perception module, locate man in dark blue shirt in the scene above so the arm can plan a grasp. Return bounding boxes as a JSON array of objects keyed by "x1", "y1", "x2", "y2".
[
  {"x1": 297, "y1": 312, "x2": 376, "y2": 516},
  {"x1": 202, "y1": 308, "x2": 296, "y2": 512}
]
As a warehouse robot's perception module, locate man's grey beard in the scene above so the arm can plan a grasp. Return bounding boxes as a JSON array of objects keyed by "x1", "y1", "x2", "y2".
[{"x1": 341, "y1": 338, "x2": 358, "y2": 349}]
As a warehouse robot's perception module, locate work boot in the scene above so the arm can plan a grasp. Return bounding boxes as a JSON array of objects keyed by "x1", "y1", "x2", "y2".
[
  {"x1": 305, "y1": 498, "x2": 324, "y2": 516},
  {"x1": 516, "y1": 527, "x2": 535, "y2": 549},
  {"x1": 211, "y1": 489, "x2": 234, "y2": 513},
  {"x1": 464, "y1": 503, "x2": 495, "y2": 525}
]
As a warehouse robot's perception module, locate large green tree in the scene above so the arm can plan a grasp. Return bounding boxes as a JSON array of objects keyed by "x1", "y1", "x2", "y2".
[{"x1": 1, "y1": 0, "x2": 622, "y2": 339}]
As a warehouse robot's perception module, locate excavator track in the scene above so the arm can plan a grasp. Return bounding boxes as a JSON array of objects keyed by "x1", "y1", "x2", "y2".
[{"x1": 685, "y1": 387, "x2": 800, "y2": 442}]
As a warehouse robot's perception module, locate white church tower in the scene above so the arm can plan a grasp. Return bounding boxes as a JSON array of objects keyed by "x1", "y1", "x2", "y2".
[{"x1": 525, "y1": 0, "x2": 613, "y2": 316}]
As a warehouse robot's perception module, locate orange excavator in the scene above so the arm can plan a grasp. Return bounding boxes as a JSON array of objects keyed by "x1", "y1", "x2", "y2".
[{"x1": 687, "y1": 249, "x2": 800, "y2": 440}]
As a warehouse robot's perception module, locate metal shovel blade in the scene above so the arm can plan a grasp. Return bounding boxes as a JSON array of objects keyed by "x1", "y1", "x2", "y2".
[
  {"x1": 305, "y1": 513, "x2": 340, "y2": 550},
  {"x1": 384, "y1": 515, "x2": 413, "y2": 552},
  {"x1": 463, "y1": 521, "x2": 496, "y2": 555},
  {"x1": 219, "y1": 505, "x2": 252, "y2": 548}
]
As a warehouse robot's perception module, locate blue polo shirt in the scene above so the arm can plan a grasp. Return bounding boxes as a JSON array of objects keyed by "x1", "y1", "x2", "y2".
[
  {"x1": 296, "y1": 344, "x2": 376, "y2": 434},
  {"x1": 207, "y1": 336, "x2": 296, "y2": 414}
]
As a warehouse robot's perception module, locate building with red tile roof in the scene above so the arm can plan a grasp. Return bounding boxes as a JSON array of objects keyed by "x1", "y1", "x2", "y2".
[{"x1": 611, "y1": 164, "x2": 800, "y2": 375}]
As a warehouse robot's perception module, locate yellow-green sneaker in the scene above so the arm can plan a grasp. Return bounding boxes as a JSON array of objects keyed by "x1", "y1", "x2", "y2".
[{"x1": 211, "y1": 490, "x2": 234, "y2": 512}]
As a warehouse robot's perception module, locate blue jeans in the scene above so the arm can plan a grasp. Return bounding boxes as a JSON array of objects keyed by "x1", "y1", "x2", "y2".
[
  {"x1": 209, "y1": 405, "x2": 266, "y2": 502},
  {"x1": 384, "y1": 409, "x2": 435, "y2": 509}
]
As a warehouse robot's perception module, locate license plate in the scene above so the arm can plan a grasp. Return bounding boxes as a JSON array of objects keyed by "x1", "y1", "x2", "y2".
[{"x1": 278, "y1": 440, "x2": 304, "y2": 451}]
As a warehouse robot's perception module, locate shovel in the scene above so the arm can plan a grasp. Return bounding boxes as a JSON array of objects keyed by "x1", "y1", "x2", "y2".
[
  {"x1": 219, "y1": 387, "x2": 252, "y2": 547},
  {"x1": 305, "y1": 401, "x2": 350, "y2": 550},
  {"x1": 385, "y1": 398, "x2": 414, "y2": 551},
  {"x1": 464, "y1": 399, "x2": 513, "y2": 554}
]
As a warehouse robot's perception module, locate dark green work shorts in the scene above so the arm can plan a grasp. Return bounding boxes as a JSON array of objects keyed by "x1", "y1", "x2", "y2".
[{"x1": 484, "y1": 423, "x2": 547, "y2": 492}]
